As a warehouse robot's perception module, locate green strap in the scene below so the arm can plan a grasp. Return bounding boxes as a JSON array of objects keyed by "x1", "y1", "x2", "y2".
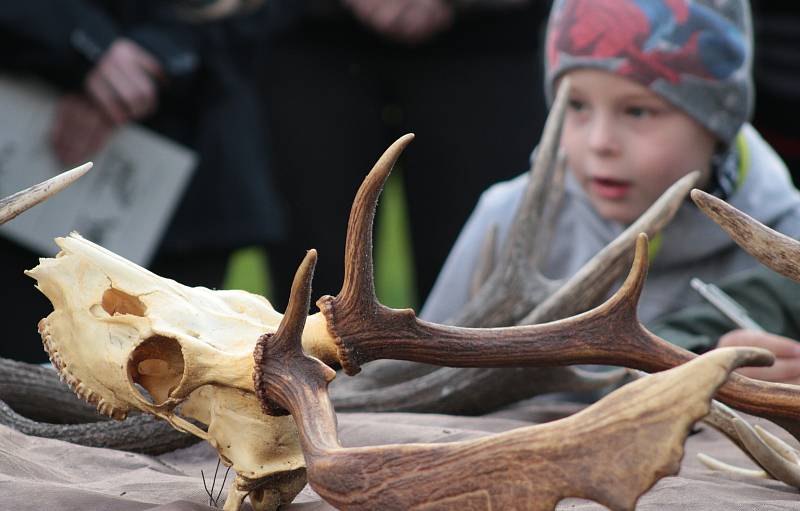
[
  {"x1": 648, "y1": 130, "x2": 749, "y2": 265},
  {"x1": 735, "y1": 131, "x2": 750, "y2": 190},
  {"x1": 648, "y1": 232, "x2": 663, "y2": 264}
]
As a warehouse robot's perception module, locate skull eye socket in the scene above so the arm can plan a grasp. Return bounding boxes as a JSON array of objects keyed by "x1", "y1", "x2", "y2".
[
  {"x1": 102, "y1": 288, "x2": 146, "y2": 316},
  {"x1": 127, "y1": 335, "x2": 184, "y2": 406}
]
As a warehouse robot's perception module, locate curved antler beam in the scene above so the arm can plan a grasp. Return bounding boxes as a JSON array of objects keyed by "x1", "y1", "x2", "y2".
[
  {"x1": 692, "y1": 188, "x2": 800, "y2": 282},
  {"x1": 256, "y1": 250, "x2": 774, "y2": 511}
]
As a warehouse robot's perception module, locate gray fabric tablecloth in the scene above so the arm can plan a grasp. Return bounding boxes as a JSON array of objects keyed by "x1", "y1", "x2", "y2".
[{"x1": 1, "y1": 402, "x2": 798, "y2": 510}]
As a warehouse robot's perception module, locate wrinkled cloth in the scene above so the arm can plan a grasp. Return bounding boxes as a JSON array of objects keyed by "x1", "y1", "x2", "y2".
[{"x1": 1, "y1": 402, "x2": 799, "y2": 510}]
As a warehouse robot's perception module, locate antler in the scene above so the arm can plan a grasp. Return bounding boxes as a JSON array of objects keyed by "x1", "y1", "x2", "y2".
[
  {"x1": 256, "y1": 250, "x2": 774, "y2": 510},
  {"x1": 692, "y1": 188, "x2": 800, "y2": 281},
  {"x1": 449, "y1": 78, "x2": 571, "y2": 328},
  {"x1": 330, "y1": 364, "x2": 622, "y2": 414},
  {"x1": 0, "y1": 162, "x2": 91, "y2": 225},
  {"x1": 0, "y1": 357, "x2": 196, "y2": 454},
  {"x1": 700, "y1": 401, "x2": 800, "y2": 487}
]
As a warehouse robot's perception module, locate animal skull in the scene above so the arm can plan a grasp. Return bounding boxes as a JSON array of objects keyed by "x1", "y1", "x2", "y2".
[{"x1": 27, "y1": 234, "x2": 311, "y2": 510}]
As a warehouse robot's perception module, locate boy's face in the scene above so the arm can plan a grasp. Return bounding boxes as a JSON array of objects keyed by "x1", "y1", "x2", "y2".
[{"x1": 561, "y1": 69, "x2": 717, "y2": 224}]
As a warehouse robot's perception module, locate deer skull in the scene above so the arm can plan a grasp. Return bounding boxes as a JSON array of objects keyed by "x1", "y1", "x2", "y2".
[{"x1": 27, "y1": 234, "x2": 307, "y2": 511}]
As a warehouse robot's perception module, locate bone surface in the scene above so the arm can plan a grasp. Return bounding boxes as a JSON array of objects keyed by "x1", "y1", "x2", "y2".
[{"x1": 27, "y1": 234, "x2": 307, "y2": 511}]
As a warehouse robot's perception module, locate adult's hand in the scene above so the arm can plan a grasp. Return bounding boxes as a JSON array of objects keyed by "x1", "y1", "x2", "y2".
[
  {"x1": 342, "y1": 0, "x2": 454, "y2": 45},
  {"x1": 718, "y1": 329, "x2": 800, "y2": 384},
  {"x1": 85, "y1": 38, "x2": 164, "y2": 124},
  {"x1": 50, "y1": 93, "x2": 117, "y2": 167}
]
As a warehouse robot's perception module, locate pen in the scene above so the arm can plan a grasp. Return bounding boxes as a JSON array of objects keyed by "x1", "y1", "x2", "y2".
[{"x1": 690, "y1": 277, "x2": 765, "y2": 332}]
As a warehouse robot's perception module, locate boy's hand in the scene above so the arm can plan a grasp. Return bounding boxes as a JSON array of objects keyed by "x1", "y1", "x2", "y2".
[
  {"x1": 85, "y1": 38, "x2": 164, "y2": 125},
  {"x1": 717, "y1": 329, "x2": 800, "y2": 384}
]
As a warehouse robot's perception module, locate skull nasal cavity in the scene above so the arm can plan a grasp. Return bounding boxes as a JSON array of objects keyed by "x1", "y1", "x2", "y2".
[
  {"x1": 102, "y1": 288, "x2": 146, "y2": 316},
  {"x1": 128, "y1": 336, "x2": 184, "y2": 406}
]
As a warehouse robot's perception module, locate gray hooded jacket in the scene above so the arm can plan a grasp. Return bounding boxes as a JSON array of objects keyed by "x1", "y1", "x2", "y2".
[{"x1": 421, "y1": 125, "x2": 800, "y2": 326}]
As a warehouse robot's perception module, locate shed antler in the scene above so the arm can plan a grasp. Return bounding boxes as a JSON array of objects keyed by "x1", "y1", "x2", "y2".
[
  {"x1": 0, "y1": 163, "x2": 91, "y2": 224},
  {"x1": 700, "y1": 401, "x2": 800, "y2": 488},
  {"x1": 255, "y1": 249, "x2": 773, "y2": 511},
  {"x1": 451, "y1": 77, "x2": 572, "y2": 328},
  {"x1": 691, "y1": 188, "x2": 800, "y2": 281}
]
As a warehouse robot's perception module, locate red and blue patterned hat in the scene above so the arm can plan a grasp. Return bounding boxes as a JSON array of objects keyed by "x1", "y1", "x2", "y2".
[{"x1": 545, "y1": 0, "x2": 753, "y2": 144}]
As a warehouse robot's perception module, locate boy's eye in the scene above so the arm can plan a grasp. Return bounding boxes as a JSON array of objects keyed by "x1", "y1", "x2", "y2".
[
  {"x1": 625, "y1": 106, "x2": 654, "y2": 118},
  {"x1": 568, "y1": 99, "x2": 586, "y2": 111}
]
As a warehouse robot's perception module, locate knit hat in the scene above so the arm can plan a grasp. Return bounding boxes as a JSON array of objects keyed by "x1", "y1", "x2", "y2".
[{"x1": 545, "y1": 0, "x2": 753, "y2": 145}]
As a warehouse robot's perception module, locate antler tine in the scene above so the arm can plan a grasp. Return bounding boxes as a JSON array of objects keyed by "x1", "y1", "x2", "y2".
[
  {"x1": 531, "y1": 149, "x2": 568, "y2": 266},
  {"x1": 755, "y1": 424, "x2": 800, "y2": 464},
  {"x1": 269, "y1": 347, "x2": 771, "y2": 511},
  {"x1": 469, "y1": 224, "x2": 499, "y2": 298},
  {"x1": 703, "y1": 401, "x2": 756, "y2": 462},
  {"x1": 504, "y1": 76, "x2": 570, "y2": 266},
  {"x1": 0, "y1": 162, "x2": 92, "y2": 225},
  {"x1": 254, "y1": 249, "x2": 337, "y2": 429},
  {"x1": 735, "y1": 420, "x2": 800, "y2": 486},
  {"x1": 697, "y1": 453, "x2": 769, "y2": 479},
  {"x1": 701, "y1": 400, "x2": 800, "y2": 487},
  {"x1": 447, "y1": 81, "x2": 570, "y2": 327},
  {"x1": 274, "y1": 249, "x2": 317, "y2": 351},
  {"x1": 337, "y1": 133, "x2": 415, "y2": 308},
  {"x1": 692, "y1": 188, "x2": 800, "y2": 282},
  {"x1": 524, "y1": 170, "x2": 700, "y2": 324}
]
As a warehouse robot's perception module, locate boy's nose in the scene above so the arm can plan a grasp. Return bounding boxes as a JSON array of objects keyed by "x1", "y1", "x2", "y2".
[{"x1": 587, "y1": 113, "x2": 620, "y2": 155}]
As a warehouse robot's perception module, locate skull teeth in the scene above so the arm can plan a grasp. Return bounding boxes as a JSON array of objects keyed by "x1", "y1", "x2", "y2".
[{"x1": 39, "y1": 319, "x2": 128, "y2": 421}]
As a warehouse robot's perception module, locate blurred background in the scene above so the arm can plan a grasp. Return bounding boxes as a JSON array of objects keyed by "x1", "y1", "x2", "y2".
[{"x1": 0, "y1": 0, "x2": 796, "y2": 363}]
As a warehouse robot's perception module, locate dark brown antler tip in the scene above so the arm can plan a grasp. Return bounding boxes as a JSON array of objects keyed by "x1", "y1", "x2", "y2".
[
  {"x1": 728, "y1": 346, "x2": 774, "y2": 371},
  {"x1": 619, "y1": 233, "x2": 649, "y2": 300},
  {"x1": 274, "y1": 249, "x2": 317, "y2": 350},
  {"x1": 254, "y1": 249, "x2": 338, "y2": 416},
  {"x1": 338, "y1": 133, "x2": 416, "y2": 302}
]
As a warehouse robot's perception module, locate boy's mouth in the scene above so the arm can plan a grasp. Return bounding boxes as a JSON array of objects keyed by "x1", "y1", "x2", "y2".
[{"x1": 589, "y1": 176, "x2": 632, "y2": 200}]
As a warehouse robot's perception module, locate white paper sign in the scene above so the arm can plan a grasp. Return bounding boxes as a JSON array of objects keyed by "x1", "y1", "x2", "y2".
[{"x1": 0, "y1": 75, "x2": 196, "y2": 266}]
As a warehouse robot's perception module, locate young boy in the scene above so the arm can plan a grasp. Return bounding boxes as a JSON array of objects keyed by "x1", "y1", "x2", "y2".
[{"x1": 421, "y1": 0, "x2": 800, "y2": 329}]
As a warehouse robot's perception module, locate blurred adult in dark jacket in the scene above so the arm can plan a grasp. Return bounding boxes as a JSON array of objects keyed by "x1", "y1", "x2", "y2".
[
  {"x1": 750, "y1": 2, "x2": 800, "y2": 185},
  {"x1": 0, "y1": 0, "x2": 286, "y2": 362},
  {"x1": 260, "y1": 0, "x2": 549, "y2": 309}
]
